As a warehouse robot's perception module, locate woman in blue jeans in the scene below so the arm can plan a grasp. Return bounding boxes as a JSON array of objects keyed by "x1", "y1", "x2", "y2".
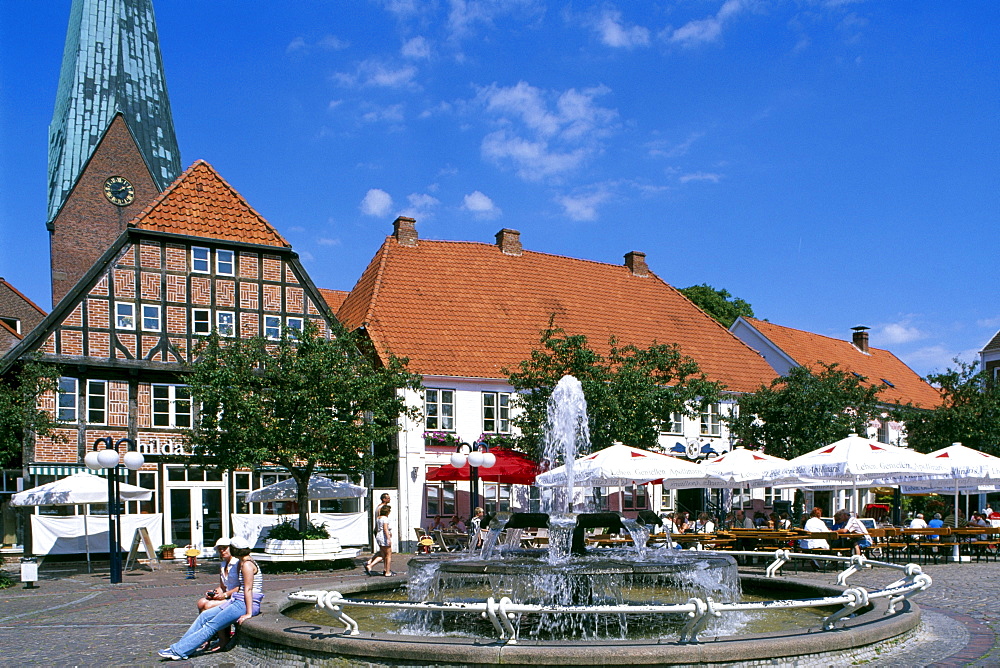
[{"x1": 158, "y1": 536, "x2": 263, "y2": 660}]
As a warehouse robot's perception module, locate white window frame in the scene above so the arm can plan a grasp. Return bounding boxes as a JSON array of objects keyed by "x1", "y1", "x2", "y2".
[
  {"x1": 482, "y1": 482, "x2": 512, "y2": 515},
  {"x1": 152, "y1": 384, "x2": 193, "y2": 428},
  {"x1": 115, "y1": 302, "x2": 135, "y2": 330},
  {"x1": 286, "y1": 316, "x2": 304, "y2": 332},
  {"x1": 764, "y1": 487, "x2": 781, "y2": 506},
  {"x1": 264, "y1": 315, "x2": 281, "y2": 340},
  {"x1": 482, "y1": 392, "x2": 511, "y2": 433},
  {"x1": 57, "y1": 377, "x2": 78, "y2": 422},
  {"x1": 660, "y1": 411, "x2": 684, "y2": 435},
  {"x1": 141, "y1": 304, "x2": 161, "y2": 332},
  {"x1": 87, "y1": 380, "x2": 107, "y2": 425},
  {"x1": 425, "y1": 388, "x2": 455, "y2": 431},
  {"x1": 622, "y1": 483, "x2": 648, "y2": 510},
  {"x1": 216, "y1": 311, "x2": 235, "y2": 337},
  {"x1": 191, "y1": 246, "x2": 210, "y2": 273},
  {"x1": 700, "y1": 403, "x2": 721, "y2": 437},
  {"x1": 216, "y1": 249, "x2": 235, "y2": 276},
  {"x1": 192, "y1": 308, "x2": 211, "y2": 335},
  {"x1": 426, "y1": 481, "x2": 456, "y2": 517}
]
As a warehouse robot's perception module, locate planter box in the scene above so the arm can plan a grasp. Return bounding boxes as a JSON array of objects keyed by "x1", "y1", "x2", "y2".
[{"x1": 264, "y1": 538, "x2": 341, "y2": 555}]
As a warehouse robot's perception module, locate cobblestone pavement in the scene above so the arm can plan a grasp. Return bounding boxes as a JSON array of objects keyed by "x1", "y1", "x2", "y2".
[{"x1": 1, "y1": 554, "x2": 997, "y2": 667}]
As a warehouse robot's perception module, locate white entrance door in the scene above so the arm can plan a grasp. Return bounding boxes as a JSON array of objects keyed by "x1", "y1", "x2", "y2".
[{"x1": 167, "y1": 486, "x2": 227, "y2": 553}]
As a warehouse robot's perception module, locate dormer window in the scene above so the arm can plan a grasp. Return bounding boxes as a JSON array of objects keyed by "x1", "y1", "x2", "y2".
[{"x1": 0, "y1": 316, "x2": 20, "y2": 334}]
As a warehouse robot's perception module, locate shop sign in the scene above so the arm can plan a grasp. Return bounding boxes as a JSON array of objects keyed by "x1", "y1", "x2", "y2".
[{"x1": 137, "y1": 437, "x2": 190, "y2": 456}]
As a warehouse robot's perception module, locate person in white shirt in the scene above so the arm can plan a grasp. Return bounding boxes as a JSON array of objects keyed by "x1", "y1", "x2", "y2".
[
  {"x1": 799, "y1": 507, "x2": 830, "y2": 550},
  {"x1": 692, "y1": 512, "x2": 715, "y2": 534},
  {"x1": 909, "y1": 513, "x2": 928, "y2": 529},
  {"x1": 834, "y1": 509, "x2": 872, "y2": 555}
]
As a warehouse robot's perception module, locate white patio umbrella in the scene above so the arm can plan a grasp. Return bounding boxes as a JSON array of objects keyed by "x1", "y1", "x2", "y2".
[
  {"x1": 245, "y1": 475, "x2": 366, "y2": 559},
  {"x1": 763, "y1": 434, "x2": 951, "y2": 513},
  {"x1": 11, "y1": 473, "x2": 153, "y2": 570},
  {"x1": 703, "y1": 447, "x2": 790, "y2": 514},
  {"x1": 244, "y1": 475, "x2": 367, "y2": 502},
  {"x1": 898, "y1": 443, "x2": 1000, "y2": 522},
  {"x1": 535, "y1": 443, "x2": 731, "y2": 489}
]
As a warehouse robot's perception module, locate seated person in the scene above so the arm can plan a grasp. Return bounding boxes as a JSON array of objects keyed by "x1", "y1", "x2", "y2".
[
  {"x1": 909, "y1": 513, "x2": 928, "y2": 529},
  {"x1": 928, "y1": 513, "x2": 945, "y2": 540},
  {"x1": 427, "y1": 515, "x2": 446, "y2": 531},
  {"x1": 833, "y1": 509, "x2": 872, "y2": 555},
  {"x1": 799, "y1": 507, "x2": 830, "y2": 550},
  {"x1": 777, "y1": 513, "x2": 792, "y2": 531},
  {"x1": 692, "y1": 512, "x2": 715, "y2": 534},
  {"x1": 449, "y1": 515, "x2": 466, "y2": 532},
  {"x1": 195, "y1": 537, "x2": 242, "y2": 650}
]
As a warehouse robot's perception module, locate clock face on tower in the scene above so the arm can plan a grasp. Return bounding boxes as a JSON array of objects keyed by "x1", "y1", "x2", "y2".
[{"x1": 103, "y1": 176, "x2": 135, "y2": 206}]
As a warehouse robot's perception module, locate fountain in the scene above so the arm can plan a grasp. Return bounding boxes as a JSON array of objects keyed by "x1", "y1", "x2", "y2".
[{"x1": 238, "y1": 375, "x2": 929, "y2": 666}]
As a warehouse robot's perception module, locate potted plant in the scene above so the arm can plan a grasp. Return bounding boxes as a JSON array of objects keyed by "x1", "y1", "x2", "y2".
[
  {"x1": 158, "y1": 543, "x2": 177, "y2": 560},
  {"x1": 264, "y1": 519, "x2": 340, "y2": 555}
]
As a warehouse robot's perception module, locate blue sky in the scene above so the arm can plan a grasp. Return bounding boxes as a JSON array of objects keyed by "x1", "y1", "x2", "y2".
[{"x1": 1, "y1": 1, "x2": 997, "y2": 378}]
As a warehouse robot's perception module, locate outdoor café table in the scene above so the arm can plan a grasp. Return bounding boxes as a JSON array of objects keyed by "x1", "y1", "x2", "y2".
[
  {"x1": 586, "y1": 536, "x2": 633, "y2": 548},
  {"x1": 440, "y1": 531, "x2": 468, "y2": 551},
  {"x1": 671, "y1": 533, "x2": 714, "y2": 548}
]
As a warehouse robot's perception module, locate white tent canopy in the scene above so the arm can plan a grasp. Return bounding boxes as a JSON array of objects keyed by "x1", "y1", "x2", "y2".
[
  {"x1": 535, "y1": 443, "x2": 731, "y2": 489},
  {"x1": 11, "y1": 473, "x2": 153, "y2": 569},
  {"x1": 244, "y1": 475, "x2": 366, "y2": 503},
  {"x1": 11, "y1": 472, "x2": 153, "y2": 506},
  {"x1": 898, "y1": 443, "x2": 1000, "y2": 520}
]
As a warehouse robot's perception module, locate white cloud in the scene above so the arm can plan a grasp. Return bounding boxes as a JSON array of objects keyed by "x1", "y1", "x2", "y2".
[
  {"x1": 327, "y1": 99, "x2": 343, "y2": 110},
  {"x1": 557, "y1": 190, "x2": 611, "y2": 222},
  {"x1": 665, "y1": 0, "x2": 748, "y2": 47},
  {"x1": 977, "y1": 317, "x2": 1000, "y2": 330},
  {"x1": 401, "y1": 192, "x2": 440, "y2": 219},
  {"x1": 900, "y1": 345, "x2": 979, "y2": 378},
  {"x1": 361, "y1": 104, "x2": 405, "y2": 124},
  {"x1": 298, "y1": 250, "x2": 315, "y2": 262},
  {"x1": 679, "y1": 171, "x2": 722, "y2": 183},
  {"x1": 477, "y1": 81, "x2": 618, "y2": 181},
  {"x1": 317, "y1": 238, "x2": 341, "y2": 246},
  {"x1": 878, "y1": 322, "x2": 925, "y2": 345},
  {"x1": 462, "y1": 191, "x2": 501, "y2": 219},
  {"x1": 401, "y1": 36, "x2": 431, "y2": 59},
  {"x1": 446, "y1": 0, "x2": 545, "y2": 41},
  {"x1": 334, "y1": 60, "x2": 419, "y2": 89},
  {"x1": 286, "y1": 35, "x2": 350, "y2": 53},
  {"x1": 360, "y1": 189, "x2": 394, "y2": 217},
  {"x1": 591, "y1": 8, "x2": 650, "y2": 49},
  {"x1": 648, "y1": 132, "x2": 705, "y2": 158}
]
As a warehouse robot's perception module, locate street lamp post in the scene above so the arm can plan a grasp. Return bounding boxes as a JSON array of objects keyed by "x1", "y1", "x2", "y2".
[
  {"x1": 450, "y1": 441, "x2": 496, "y2": 513},
  {"x1": 85, "y1": 437, "x2": 144, "y2": 584}
]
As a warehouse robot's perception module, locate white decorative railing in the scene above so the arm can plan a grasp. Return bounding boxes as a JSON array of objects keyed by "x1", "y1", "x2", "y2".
[{"x1": 288, "y1": 550, "x2": 931, "y2": 645}]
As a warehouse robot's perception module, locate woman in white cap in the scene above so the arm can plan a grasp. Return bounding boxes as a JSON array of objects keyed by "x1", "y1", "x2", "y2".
[
  {"x1": 193, "y1": 537, "x2": 242, "y2": 651},
  {"x1": 159, "y1": 536, "x2": 263, "y2": 660}
]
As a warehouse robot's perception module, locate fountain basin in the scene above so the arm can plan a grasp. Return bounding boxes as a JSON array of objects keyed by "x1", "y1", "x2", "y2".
[{"x1": 232, "y1": 574, "x2": 921, "y2": 667}]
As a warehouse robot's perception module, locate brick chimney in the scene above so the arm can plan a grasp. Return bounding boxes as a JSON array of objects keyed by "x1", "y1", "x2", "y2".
[
  {"x1": 851, "y1": 325, "x2": 870, "y2": 353},
  {"x1": 392, "y1": 216, "x2": 418, "y2": 246},
  {"x1": 495, "y1": 228, "x2": 522, "y2": 256},
  {"x1": 624, "y1": 251, "x2": 648, "y2": 277}
]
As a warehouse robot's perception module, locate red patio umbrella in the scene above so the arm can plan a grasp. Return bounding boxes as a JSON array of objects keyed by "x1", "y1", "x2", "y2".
[{"x1": 426, "y1": 448, "x2": 539, "y2": 485}]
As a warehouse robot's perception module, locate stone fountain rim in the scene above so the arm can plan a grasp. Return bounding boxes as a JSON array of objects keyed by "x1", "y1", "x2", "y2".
[{"x1": 238, "y1": 575, "x2": 920, "y2": 667}]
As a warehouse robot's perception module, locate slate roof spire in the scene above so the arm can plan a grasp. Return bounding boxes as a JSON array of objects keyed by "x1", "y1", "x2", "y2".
[{"x1": 47, "y1": 0, "x2": 181, "y2": 223}]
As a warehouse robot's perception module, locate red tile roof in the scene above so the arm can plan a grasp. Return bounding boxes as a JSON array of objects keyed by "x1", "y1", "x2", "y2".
[
  {"x1": 337, "y1": 235, "x2": 778, "y2": 392},
  {"x1": 742, "y1": 317, "x2": 941, "y2": 408},
  {"x1": 129, "y1": 160, "x2": 289, "y2": 247},
  {"x1": 318, "y1": 288, "x2": 350, "y2": 314}
]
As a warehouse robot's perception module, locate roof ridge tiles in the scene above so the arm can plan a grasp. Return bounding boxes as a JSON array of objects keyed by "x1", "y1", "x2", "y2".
[{"x1": 746, "y1": 316, "x2": 893, "y2": 355}]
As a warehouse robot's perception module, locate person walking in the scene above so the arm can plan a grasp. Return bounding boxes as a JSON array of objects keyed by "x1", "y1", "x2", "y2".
[
  {"x1": 158, "y1": 536, "x2": 263, "y2": 660},
  {"x1": 365, "y1": 505, "x2": 394, "y2": 576}
]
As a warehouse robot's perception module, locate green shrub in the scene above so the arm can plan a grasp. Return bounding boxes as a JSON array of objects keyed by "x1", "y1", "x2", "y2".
[{"x1": 266, "y1": 519, "x2": 330, "y2": 540}]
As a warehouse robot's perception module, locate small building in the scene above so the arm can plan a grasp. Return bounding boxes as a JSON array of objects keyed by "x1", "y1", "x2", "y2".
[{"x1": 980, "y1": 330, "x2": 1000, "y2": 381}]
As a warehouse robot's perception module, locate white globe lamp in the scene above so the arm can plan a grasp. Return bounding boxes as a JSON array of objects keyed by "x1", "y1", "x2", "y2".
[
  {"x1": 84, "y1": 451, "x2": 102, "y2": 470},
  {"x1": 480, "y1": 452, "x2": 496, "y2": 469},
  {"x1": 450, "y1": 452, "x2": 467, "y2": 468},
  {"x1": 123, "y1": 451, "x2": 145, "y2": 471},
  {"x1": 468, "y1": 450, "x2": 485, "y2": 468},
  {"x1": 96, "y1": 449, "x2": 120, "y2": 469}
]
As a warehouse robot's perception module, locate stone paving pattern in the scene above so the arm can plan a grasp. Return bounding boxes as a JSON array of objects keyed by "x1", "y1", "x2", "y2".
[{"x1": 1, "y1": 554, "x2": 997, "y2": 667}]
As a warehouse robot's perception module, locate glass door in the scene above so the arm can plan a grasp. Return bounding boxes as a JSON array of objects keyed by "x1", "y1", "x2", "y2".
[{"x1": 167, "y1": 487, "x2": 227, "y2": 554}]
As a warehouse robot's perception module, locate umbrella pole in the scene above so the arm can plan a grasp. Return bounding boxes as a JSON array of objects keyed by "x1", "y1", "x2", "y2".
[{"x1": 84, "y1": 507, "x2": 91, "y2": 573}]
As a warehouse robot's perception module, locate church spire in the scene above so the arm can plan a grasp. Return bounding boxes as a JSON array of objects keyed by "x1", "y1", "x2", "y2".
[{"x1": 47, "y1": 0, "x2": 181, "y2": 224}]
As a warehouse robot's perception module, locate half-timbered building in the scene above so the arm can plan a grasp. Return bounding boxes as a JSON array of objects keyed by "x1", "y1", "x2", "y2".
[{"x1": 3, "y1": 160, "x2": 340, "y2": 551}]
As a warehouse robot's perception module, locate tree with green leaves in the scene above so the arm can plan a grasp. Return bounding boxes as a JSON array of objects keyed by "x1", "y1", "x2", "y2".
[
  {"x1": 506, "y1": 325, "x2": 724, "y2": 460},
  {"x1": 679, "y1": 284, "x2": 755, "y2": 328},
  {"x1": 727, "y1": 362, "x2": 887, "y2": 459},
  {"x1": 0, "y1": 360, "x2": 61, "y2": 468},
  {"x1": 899, "y1": 360, "x2": 1000, "y2": 456},
  {"x1": 186, "y1": 322, "x2": 422, "y2": 533}
]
